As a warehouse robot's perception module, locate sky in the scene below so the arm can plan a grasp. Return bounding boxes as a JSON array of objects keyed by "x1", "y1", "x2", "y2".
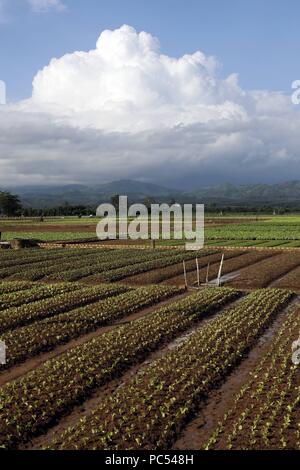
[{"x1": 0, "y1": 0, "x2": 300, "y2": 188}]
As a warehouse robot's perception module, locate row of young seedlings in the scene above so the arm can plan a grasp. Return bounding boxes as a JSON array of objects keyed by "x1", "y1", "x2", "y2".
[
  {"x1": 0, "y1": 254, "x2": 80, "y2": 280},
  {"x1": 1, "y1": 285, "x2": 182, "y2": 369},
  {"x1": 204, "y1": 303, "x2": 300, "y2": 450},
  {"x1": 98, "y1": 250, "x2": 216, "y2": 282},
  {"x1": 1, "y1": 249, "x2": 119, "y2": 281},
  {"x1": 0, "y1": 287, "x2": 239, "y2": 449},
  {"x1": 0, "y1": 281, "x2": 36, "y2": 295},
  {"x1": 0, "y1": 247, "x2": 187, "y2": 282},
  {"x1": 44, "y1": 249, "x2": 177, "y2": 282},
  {"x1": 0, "y1": 246, "x2": 162, "y2": 264},
  {"x1": 0, "y1": 283, "x2": 83, "y2": 311},
  {"x1": 48, "y1": 288, "x2": 293, "y2": 450},
  {"x1": 0, "y1": 248, "x2": 102, "y2": 270},
  {"x1": 0, "y1": 247, "x2": 73, "y2": 263},
  {"x1": 0, "y1": 283, "x2": 130, "y2": 333},
  {"x1": 0, "y1": 248, "x2": 105, "y2": 279}
]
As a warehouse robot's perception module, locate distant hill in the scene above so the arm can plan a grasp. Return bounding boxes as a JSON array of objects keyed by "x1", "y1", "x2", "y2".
[
  {"x1": 192, "y1": 181, "x2": 300, "y2": 205},
  {"x1": 4, "y1": 179, "x2": 300, "y2": 209},
  {"x1": 6, "y1": 180, "x2": 181, "y2": 209}
]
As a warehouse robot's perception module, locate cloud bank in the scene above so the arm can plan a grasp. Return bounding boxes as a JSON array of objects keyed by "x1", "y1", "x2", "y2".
[{"x1": 1, "y1": 25, "x2": 300, "y2": 187}]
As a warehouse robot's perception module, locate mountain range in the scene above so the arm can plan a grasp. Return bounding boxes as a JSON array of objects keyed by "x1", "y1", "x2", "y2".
[{"x1": 5, "y1": 180, "x2": 300, "y2": 209}]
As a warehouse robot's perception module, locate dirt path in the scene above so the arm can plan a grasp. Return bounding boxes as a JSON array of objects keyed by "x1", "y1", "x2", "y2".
[
  {"x1": 0, "y1": 292, "x2": 188, "y2": 387},
  {"x1": 173, "y1": 296, "x2": 299, "y2": 450}
]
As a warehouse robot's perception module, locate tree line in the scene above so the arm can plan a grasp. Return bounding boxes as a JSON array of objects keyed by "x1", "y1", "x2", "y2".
[{"x1": 1, "y1": 190, "x2": 300, "y2": 217}]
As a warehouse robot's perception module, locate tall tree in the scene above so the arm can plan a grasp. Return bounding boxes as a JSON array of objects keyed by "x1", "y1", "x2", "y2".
[
  {"x1": 111, "y1": 195, "x2": 120, "y2": 211},
  {"x1": 0, "y1": 191, "x2": 22, "y2": 216}
]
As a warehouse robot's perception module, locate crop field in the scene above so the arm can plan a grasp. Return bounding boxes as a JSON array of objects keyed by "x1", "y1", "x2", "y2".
[
  {"x1": 0, "y1": 231, "x2": 300, "y2": 451},
  {"x1": 44, "y1": 289, "x2": 294, "y2": 450},
  {"x1": 1, "y1": 214, "x2": 300, "y2": 249},
  {"x1": 203, "y1": 303, "x2": 300, "y2": 450},
  {"x1": 1, "y1": 232, "x2": 94, "y2": 242},
  {"x1": 205, "y1": 220, "x2": 300, "y2": 241}
]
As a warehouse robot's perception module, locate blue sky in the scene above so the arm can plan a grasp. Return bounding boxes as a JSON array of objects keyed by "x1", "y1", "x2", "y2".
[{"x1": 1, "y1": 0, "x2": 300, "y2": 101}]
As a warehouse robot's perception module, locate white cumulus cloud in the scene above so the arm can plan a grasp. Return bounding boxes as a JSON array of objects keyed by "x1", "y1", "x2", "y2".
[
  {"x1": 28, "y1": 25, "x2": 248, "y2": 132},
  {"x1": 1, "y1": 25, "x2": 300, "y2": 188}
]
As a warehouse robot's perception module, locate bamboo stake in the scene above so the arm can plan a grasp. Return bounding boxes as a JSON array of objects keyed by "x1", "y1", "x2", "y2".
[
  {"x1": 183, "y1": 260, "x2": 188, "y2": 289},
  {"x1": 206, "y1": 262, "x2": 210, "y2": 284},
  {"x1": 217, "y1": 254, "x2": 225, "y2": 286},
  {"x1": 196, "y1": 258, "x2": 200, "y2": 287}
]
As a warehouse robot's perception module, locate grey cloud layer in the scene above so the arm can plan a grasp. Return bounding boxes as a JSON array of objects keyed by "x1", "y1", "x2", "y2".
[{"x1": 1, "y1": 106, "x2": 300, "y2": 187}]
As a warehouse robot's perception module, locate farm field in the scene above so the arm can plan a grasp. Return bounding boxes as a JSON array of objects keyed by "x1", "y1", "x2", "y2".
[
  {"x1": 0, "y1": 240, "x2": 300, "y2": 451},
  {"x1": 44, "y1": 289, "x2": 294, "y2": 450},
  {"x1": 205, "y1": 219, "x2": 300, "y2": 242},
  {"x1": 202, "y1": 303, "x2": 300, "y2": 450},
  {"x1": 1, "y1": 214, "x2": 300, "y2": 249}
]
